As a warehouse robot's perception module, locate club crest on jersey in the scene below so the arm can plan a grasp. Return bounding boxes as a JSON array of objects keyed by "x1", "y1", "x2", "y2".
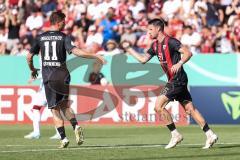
[{"x1": 163, "y1": 45, "x2": 166, "y2": 50}]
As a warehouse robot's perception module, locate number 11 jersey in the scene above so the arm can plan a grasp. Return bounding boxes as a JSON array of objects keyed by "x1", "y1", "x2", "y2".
[{"x1": 30, "y1": 31, "x2": 75, "y2": 82}]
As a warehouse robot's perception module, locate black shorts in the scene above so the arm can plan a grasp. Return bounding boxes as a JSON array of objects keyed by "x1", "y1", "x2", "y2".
[
  {"x1": 160, "y1": 83, "x2": 192, "y2": 103},
  {"x1": 43, "y1": 70, "x2": 70, "y2": 109}
]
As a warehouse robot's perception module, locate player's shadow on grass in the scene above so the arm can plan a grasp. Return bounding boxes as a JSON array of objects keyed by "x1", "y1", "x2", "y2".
[
  {"x1": 67, "y1": 143, "x2": 166, "y2": 148},
  {"x1": 183, "y1": 144, "x2": 240, "y2": 149},
  {"x1": 114, "y1": 152, "x2": 240, "y2": 160},
  {"x1": 217, "y1": 144, "x2": 240, "y2": 149}
]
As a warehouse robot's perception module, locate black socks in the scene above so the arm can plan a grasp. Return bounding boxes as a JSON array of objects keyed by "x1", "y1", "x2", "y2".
[
  {"x1": 167, "y1": 123, "x2": 176, "y2": 132},
  {"x1": 203, "y1": 123, "x2": 210, "y2": 132},
  {"x1": 57, "y1": 126, "x2": 66, "y2": 140},
  {"x1": 70, "y1": 118, "x2": 78, "y2": 130}
]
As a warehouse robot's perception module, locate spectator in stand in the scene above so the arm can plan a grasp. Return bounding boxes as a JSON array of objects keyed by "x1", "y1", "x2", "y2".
[
  {"x1": 168, "y1": 16, "x2": 184, "y2": 37},
  {"x1": 225, "y1": 0, "x2": 240, "y2": 26},
  {"x1": 62, "y1": 10, "x2": 75, "y2": 30},
  {"x1": 98, "y1": 0, "x2": 118, "y2": 16},
  {"x1": 128, "y1": 0, "x2": 145, "y2": 19},
  {"x1": 0, "y1": 0, "x2": 6, "y2": 29},
  {"x1": 75, "y1": 12, "x2": 93, "y2": 36},
  {"x1": 162, "y1": 0, "x2": 182, "y2": 19},
  {"x1": 1, "y1": 0, "x2": 240, "y2": 55},
  {"x1": 56, "y1": 0, "x2": 64, "y2": 10},
  {"x1": 99, "y1": 8, "x2": 120, "y2": 45},
  {"x1": 84, "y1": 25, "x2": 103, "y2": 53},
  {"x1": 97, "y1": 39, "x2": 122, "y2": 56},
  {"x1": 180, "y1": 0, "x2": 195, "y2": 19},
  {"x1": 181, "y1": 25, "x2": 202, "y2": 54},
  {"x1": 5, "y1": 8, "x2": 21, "y2": 54},
  {"x1": 121, "y1": 25, "x2": 137, "y2": 48},
  {"x1": 115, "y1": 0, "x2": 129, "y2": 21},
  {"x1": 71, "y1": 24, "x2": 82, "y2": 45},
  {"x1": 232, "y1": 18, "x2": 240, "y2": 53},
  {"x1": 214, "y1": 24, "x2": 233, "y2": 53},
  {"x1": 133, "y1": 9, "x2": 148, "y2": 36},
  {"x1": 0, "y1": 26, "x2": 7, "y2": 54},
  {"x1": 136, "y1": 33, "x2": 154, "y2": 54},
  {"x1": 119, "y1": 10, "x2": 136, "y2": 34},
  {"x1": 19, "y1": 0, "x2": 37, "y2": 20},
  {"x1": 87, "y1": 0, "x2": 102, "y2": 21},
  {"x1": 72, "y1": 0, "x2": 87, "y2": 20},
  {"x1": 185, "y1": 11, "x2": 202, "y2": 32},
  {"x1": 25, "y1": 8, "x2": 43, "y2": 31},
  {"x1": 194, "y1": 0, "x2": 208, "y2": 25},
  {"x1": 41, "y1": 0, "x2": 57, "y2": 16},
  {"x1": 0, "y1": 0, "x2": 7, "y2": 18},
  {"x1": 205, "y1": 0, "x2": 224, "y2": 26},
  {"x1": 147, "y1": 0, "x2": 163, "y2": 19},
  {"x1": 7, "y1": 0, "x2": 19, "y2": 8},
  {"x1": 200, "y1": 26, "x2": 215, "y2": 54}
]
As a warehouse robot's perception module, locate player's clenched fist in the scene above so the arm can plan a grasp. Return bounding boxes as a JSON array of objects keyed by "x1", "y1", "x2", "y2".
[
  {"x1": 121, "y1": 41, "x2": 131, "y2": 50},
  {"x1": 31, "y1": 68, "x2": 39, "y2": 79}
]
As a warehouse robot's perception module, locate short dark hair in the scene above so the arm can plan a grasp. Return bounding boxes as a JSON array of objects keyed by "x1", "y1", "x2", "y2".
[
  {"x1": 148, "y1": 18, "x2": 165, "y2": 32},
  {"x1": 50, "y1": 11, "x2": 66, "y2": 25},
  {"x1": 185, "y1": 25, "x2": 193, "y2": 30}
]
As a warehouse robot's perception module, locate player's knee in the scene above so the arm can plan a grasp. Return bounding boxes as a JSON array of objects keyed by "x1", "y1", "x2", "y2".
[
  {"x1": 185, "y1": 105, "x2": 195, "y2": 115},
  {"x1": 154, "y1": 105, "x2": 164, "y2": 113}
]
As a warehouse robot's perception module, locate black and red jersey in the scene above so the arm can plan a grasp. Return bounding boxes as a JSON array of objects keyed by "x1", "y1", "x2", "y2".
[{"x1": 147, "y1": 36, "x2": 188, "y2": 85}]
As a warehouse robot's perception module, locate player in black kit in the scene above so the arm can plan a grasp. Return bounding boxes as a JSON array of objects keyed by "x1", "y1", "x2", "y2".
[
  {"x1": 26, "y1": 11, "x2": 105, "y2": 148},
  {"x1": 122, "y1": 18, "x2": 218, "y2": 149}
]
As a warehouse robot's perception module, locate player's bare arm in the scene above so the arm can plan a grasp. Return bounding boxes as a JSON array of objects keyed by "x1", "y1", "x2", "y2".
[
  {"x1": 171, "y1": 46, "x2": 192, "y2": 74},
  {"x1": 71, "y1": 47, "x2": 106, "y2": 64},
  {"x1": 122, "y1": 41, "x2": 151, "y2": 64},
  {"x1": 26, "y1": 52, "x2": 39, "y2": 79}
]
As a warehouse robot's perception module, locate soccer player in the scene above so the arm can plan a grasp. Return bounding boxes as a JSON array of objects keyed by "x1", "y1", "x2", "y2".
[
  {"x1": 26, "y1": 11, "x2": 105, "y2": 148},
  {"x1": 24, "y1": 66, "x2": 60, "y2": 140},
  {"x1": 122, "y1": 18, "x2": 218, "y2": 149}
]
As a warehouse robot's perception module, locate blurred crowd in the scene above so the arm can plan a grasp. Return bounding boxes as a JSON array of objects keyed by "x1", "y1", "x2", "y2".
[{"x1": 0, "y1": 0, "x2": 240, "y2": 56}]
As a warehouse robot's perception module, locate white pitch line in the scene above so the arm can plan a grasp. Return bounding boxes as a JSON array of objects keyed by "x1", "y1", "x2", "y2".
[
  {"x1": 0, "y1": 143, "x2": 240, "y2": 153},
  {"x1": 1, "y1": 145, "x2": 58, "y2": 147}
]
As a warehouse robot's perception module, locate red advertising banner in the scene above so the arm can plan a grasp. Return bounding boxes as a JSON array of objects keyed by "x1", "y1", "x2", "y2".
[{"x1": 0, "y1": 85, "x2": 189, "y2": 125}]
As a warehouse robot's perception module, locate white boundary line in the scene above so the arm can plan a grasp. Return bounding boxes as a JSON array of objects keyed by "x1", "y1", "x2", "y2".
[
  {"x1": 0, "y1": 143, "x2": 240, "y2": 153},
  {"x1": 187, "y1": 61, "x2": 238, "y2": 83}
]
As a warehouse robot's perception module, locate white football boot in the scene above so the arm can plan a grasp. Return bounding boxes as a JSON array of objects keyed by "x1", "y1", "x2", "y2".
[
  {"x1": 75, "y1": 126, "x2": 84, "y2": 145},
  {"x1": 165, "y1": 132, "x2": 183, "y2": 149},
  {"x1": 24, "y1": 132, "x2": 40, "y2": 139},
  {"x1": 58, "y1": 137, "x2": 70, "y2": 148},
  {"x1": 202, "y1": 131, "x2": 218, "y2": 149}
]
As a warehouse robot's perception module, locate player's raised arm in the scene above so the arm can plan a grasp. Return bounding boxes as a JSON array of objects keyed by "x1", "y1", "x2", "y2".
[
  {"x1": 64, "y1": 35, "x2": 106, "y2": 64},
  {"x1": 122, "y1": 41, "x2": 152, "y2": 64},
  {"x1": 71, "y1": 47, "x2": 106, "y2": 64}
]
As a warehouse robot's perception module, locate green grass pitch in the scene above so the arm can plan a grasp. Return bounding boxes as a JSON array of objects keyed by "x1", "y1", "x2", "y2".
[{"x1": 0, "y1": 125, "x2": 240, "y2": 160}]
